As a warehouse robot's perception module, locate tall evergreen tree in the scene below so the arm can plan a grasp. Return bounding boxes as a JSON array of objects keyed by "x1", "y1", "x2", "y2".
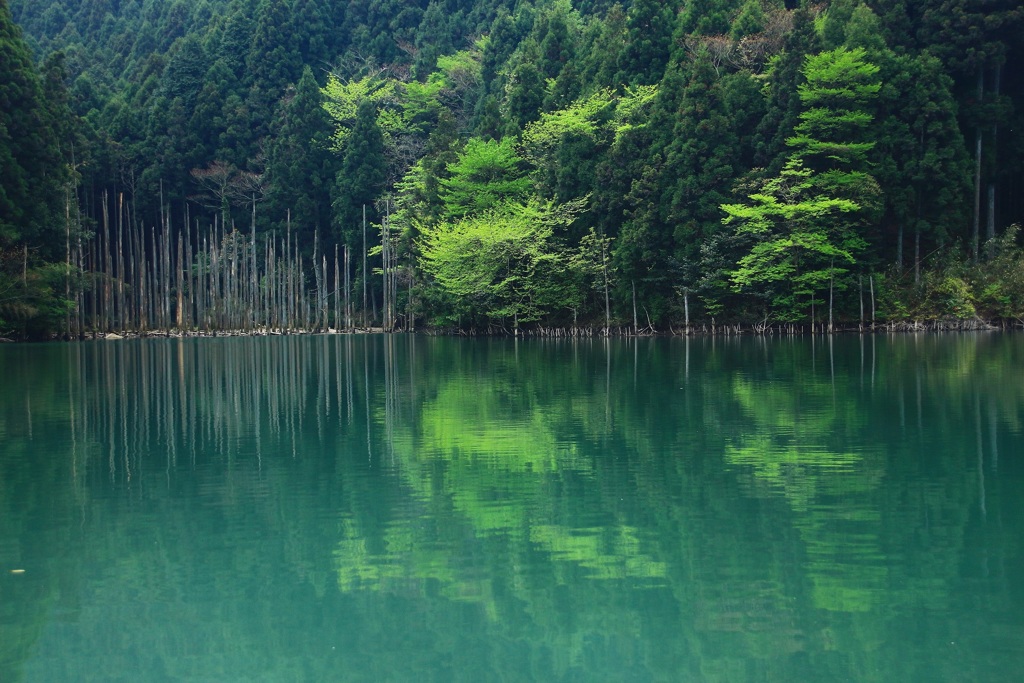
[
  {"x1": 333, "y1": 99, "x2": 386, "y2": 247},
  {"x1": 266, "y1": 66, "x2": 336, "y2": 241},
  {"x1": 0, "y1": 0, "x2": 66, "y2": 251},
  {"x1": 616, "y1": 0, "x2": 673, "y2": 86}
]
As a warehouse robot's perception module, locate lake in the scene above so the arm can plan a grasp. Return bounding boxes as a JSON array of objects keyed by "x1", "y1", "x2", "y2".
[{"x1": 1, "y1": 333, "x2": 1022, "y2": 682}]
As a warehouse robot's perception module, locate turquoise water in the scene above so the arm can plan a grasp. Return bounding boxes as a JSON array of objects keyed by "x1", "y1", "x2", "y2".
[{"x1": 1, "y1": 334, "x2": 1022, "y2": 682}]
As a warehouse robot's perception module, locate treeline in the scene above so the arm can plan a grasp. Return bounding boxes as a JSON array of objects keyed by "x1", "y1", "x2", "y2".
[{"x1": 2, "y1": 0, "x2": 1023, "y2": 338}]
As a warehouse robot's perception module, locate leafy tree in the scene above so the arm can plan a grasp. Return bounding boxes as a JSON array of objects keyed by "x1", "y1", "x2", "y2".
[
  {"x1": 676, "y1": 0, "x2": 742, "y2": 37},
  {"x1": 501, "y1": 39, "x2": 546, "y2": 134},
  {"x1": 723, "y1": 47, "x2": 882, "y2": 322},
  {"x1": 417, "y1": 199, "x2": 587, "y2": 327},
  {"x1": 730, "y1": 0, "x2": 766, "y2": 40},
  {"x1": 438, "y1": 138, "x2": 532, "y2": 218}
]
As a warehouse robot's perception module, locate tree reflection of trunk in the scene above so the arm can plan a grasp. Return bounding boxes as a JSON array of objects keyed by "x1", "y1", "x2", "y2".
[
  {"x1": 976, "y1": 393, "x2": 986, "y2": 520},
  {"x1": 365, "y1": 337, "x2": 372, "y2": 461}
]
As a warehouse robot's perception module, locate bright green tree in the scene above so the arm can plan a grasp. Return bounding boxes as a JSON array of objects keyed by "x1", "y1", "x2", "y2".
[
  {"x1": 723, "y1": 47, "x2": 882, "y2": 322},
  {"x1": 438, "y1": 137, "x2": 532, "y2": 218},
  {"x1": 417, "y1": 199, "x2": 587, "y2": 327}
]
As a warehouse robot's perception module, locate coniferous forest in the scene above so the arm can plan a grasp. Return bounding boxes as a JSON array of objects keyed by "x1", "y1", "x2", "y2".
[{"x1": 2, "y1": 0, "x2": 1023, "y2": 339}]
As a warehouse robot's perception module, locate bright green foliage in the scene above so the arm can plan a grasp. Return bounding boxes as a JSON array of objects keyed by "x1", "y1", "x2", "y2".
[
  {"x1": 5, "y1": 0, "x2": 1024, "y2": 334},
  {"x1": 521, "y1": 88, "x2": 613, "y2": 167},
  {"x1": 566, "y1": 227, "x2": 615, "y2": 323},
  {"x1": 788, "y1": 47, "x2": 881, "y2": 170},
  {"x1": 439, "y1": 138, "x2": 532, "y2": 218},
  {"x1": 724, "y1": 160, "x2": 862, "y2": 319},
  {"x1": 724, "y1": 47, "x2": 882, "y2": 321},
  {"x1": 417, "y1": 199, "x2": 587, "y2": 326},
  {"x1": 322, "y1": 73, "x2": 400, "y2": 150}
]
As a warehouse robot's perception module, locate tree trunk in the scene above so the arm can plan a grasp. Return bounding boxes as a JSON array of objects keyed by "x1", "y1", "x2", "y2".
[
  {"x1": 631, "y1": 280, "x2": 638, "y2": 335},
  {"x1": 972, "y1": 66, "x2": 983, "y2": 264}
]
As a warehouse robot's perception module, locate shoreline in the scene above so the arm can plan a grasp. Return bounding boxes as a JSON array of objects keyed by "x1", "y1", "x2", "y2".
[{"x1": 5, "y1": 316, "x2": 1016, "y2": 343}]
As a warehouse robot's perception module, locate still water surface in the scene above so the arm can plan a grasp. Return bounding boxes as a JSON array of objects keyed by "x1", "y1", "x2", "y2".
[{"x1": 1, "y1": 334, "x2": 1022, "y2": 682}]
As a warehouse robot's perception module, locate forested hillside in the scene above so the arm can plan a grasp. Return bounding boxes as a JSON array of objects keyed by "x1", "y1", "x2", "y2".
[{"x1": 2, "y1": 0, "x2": 1023, "y2": 338}]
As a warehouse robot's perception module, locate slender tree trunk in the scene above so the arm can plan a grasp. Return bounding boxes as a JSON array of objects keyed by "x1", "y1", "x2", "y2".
[
  {"x1": 116, "y1": 193, "x2": 125, "y2": 332},
  {"x1": 828, "y1": 260, "x2": 834, "y2": 333},
  {"x1": 334, "y1": 245, "x2": 340, "y2": 331},
  {"x1": 362, "y1": 204, "x2": 368, "y2": 329},
  {"x1": 896, "y1": 220, "x2": 903, "y2": 271},
  {"x1": 65, "y1": 187, "x2": 72, "y2": 339},
  {"x1": 602, "y1": 241, "x2": 610, "y2": 336},
  {"x1": 986, "y1": 63, "x2": 1001, "y2": 259},
  {"x1": 631, "y1": 280, "x2": 638, "y2": 335},
  {"x1": 972, "y1": 66, "x2": 983, "y2": 264},
  {"x1": 869, "y1": 275, "x2": 876, "y2": 325},
  {"x1": 859, "y1": 276, "x2": 864, "y2": 326},
  {"x1": 344, "y1": 245, "x2": 351, "y2": 331},
  {"x1": 914, "y1": 202, "x2": 921, "y2": 285},
  {"x1": 683, "y1": 288, "x2": 690, "y2": 331}
]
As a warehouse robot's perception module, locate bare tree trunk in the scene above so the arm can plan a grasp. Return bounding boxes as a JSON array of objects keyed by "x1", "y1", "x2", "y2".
[
  {"x1": 869, "y1": 275, "x2": 876, "y2": 326},
  {"x1": 828, "y1": 260, "x2": 834, "y2": 333},
  {"x1": 683, "y1": 288, "x2": 690, "y2": 331},
  {"x1": 116, "y1": 193, "x2": 125, "y2": 332},
  {"x1": 631, "y1": 280, "x2": 638, "y2": 335},
  {"x1": 859, "y1": 276, "x2": 864, "y2": 326},
  {"x1": 972, "y1": 66, "x2": 983, "y2": 264},
  {"x1": 344, "y1": 244, "x2": 351, "y2": 331},
  {"x1": 362, "y1": 204, "x2": 368, "y2": 329},
  {"x1": 602, "y1": 240, "x2": 610, "y2": 336},
  {"x1": 334, "y1": 245, "x2": 340, "y2": 331},
  {"x1": 64, "y1": 187, "x2": 72, "y2": 339},
  {"x1": 986, "y1": 63, "x2": 1001, "y2": 260}
]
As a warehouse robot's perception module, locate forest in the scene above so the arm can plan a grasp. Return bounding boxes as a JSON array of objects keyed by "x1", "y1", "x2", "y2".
[{"x1": 1, "y1": 0, "x2": 1023, "y2": 338}]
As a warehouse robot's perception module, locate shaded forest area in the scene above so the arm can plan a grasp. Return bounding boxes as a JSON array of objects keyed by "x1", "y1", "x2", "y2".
[{"x1": 2, "y1": 0, "x2": 1023, "y2": 339}]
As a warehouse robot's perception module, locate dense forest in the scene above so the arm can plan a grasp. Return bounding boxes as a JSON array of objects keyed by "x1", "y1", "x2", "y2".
[{"x1": 1, "y1": 0, "x2": 1023, "y2": 338}]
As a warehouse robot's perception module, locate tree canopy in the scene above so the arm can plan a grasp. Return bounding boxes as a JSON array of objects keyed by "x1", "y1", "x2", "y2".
[{"x1": 3, "y1": 0, "x2": 1024, "y2": 336}]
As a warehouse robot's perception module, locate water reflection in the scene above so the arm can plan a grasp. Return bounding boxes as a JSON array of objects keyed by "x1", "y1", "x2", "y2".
[{"x1": 0, "y1": 334, "x2": 1022, "y2": 681}]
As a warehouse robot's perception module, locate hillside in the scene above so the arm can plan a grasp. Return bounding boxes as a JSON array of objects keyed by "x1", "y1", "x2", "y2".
[{"x1": 2, "y1": 0, "x2": 1024, "y2": 337}]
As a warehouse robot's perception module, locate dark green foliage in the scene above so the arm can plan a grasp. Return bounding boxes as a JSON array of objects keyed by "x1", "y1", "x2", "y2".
[
  {"x1": 0, "y1": 0, "x2": 67, "y2": 250},
  {"x1": 333, "y1": 99, "x2": 386, "y2": 246},
  {"x1": 677, "y1": 0, "x2": 742, "y2": 37},
  {"x1": 753, "y1": 5, "x2": 821, "y2": 171},
  {"x1": 616, "y1": 0, "x2": 674, "y2": 85},
  {"x1": 3, "y1": 0, "x2": 1024, "y2": 335},
  {"x1": 1, "y1": 0, "x2": 78, "y2": 336},
  {"x1": 265, "y1": 66, "x2": 336, "y2": 243}
]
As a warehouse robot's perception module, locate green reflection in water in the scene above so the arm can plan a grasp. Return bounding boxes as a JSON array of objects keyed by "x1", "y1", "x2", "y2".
[{"x1": 0, "y1": 334, "x2": 1021, "y2": 682}]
